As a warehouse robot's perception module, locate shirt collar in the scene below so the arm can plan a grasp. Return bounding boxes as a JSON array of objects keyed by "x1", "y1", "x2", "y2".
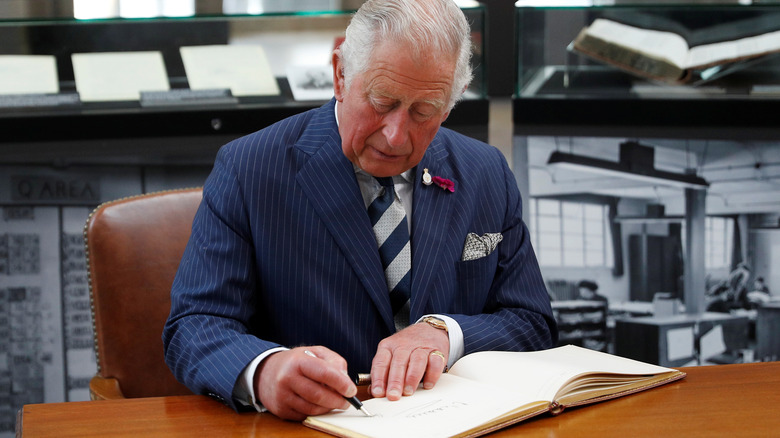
[{"x1": 353, "y1": 164, "x2": 414, "y2": 185}]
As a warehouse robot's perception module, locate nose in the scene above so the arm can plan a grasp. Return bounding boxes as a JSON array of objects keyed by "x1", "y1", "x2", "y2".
[{"x1": 382, "y1": 108, "x2": 410, "y2": 149}]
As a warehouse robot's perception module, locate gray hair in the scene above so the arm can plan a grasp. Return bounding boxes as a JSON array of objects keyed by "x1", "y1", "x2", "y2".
[{"x1": 339, "y1": 0, "x2": 473, "y2": 110}]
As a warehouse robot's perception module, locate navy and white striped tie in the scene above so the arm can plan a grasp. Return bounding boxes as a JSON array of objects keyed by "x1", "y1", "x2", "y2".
[{"x1": 368, "y1": 177, "x2": 411, "y2": 329}]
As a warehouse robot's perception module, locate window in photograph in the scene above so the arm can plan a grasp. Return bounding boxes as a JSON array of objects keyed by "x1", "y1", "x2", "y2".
[
  {"x1": 530, "y1": 199, "x2": 613, "y2": 268},
  {"x1": 705, "y1": 216, "x2": 734, "y2": 269}
]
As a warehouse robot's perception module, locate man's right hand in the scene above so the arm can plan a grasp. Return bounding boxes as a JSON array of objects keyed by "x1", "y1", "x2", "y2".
[{"x1": 254, "y1": 346, "x2": 356, "y2": 421}]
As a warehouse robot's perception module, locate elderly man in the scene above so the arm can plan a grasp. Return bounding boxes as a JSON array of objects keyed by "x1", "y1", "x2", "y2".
[{"x1": 163, "y1": 0, "x2": 556, "y2": 421}]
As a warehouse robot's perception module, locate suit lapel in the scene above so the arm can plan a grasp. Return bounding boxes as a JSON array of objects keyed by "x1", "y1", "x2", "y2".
[
  {"x1": 294, "y1": 104, "x2": 395, "y2": 331},
  {"x1": 410, "y1": 136, "x2": 459, "y2": 319}
]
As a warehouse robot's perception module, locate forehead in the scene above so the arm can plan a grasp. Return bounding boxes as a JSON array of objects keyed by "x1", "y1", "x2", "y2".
[{"x1": 360, "y1": 40, "x2": 455, "y2": 105}]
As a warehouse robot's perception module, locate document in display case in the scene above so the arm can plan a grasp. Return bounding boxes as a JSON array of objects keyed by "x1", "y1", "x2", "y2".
[
  {"x1": 71, "y1": 51, "x2": 170, "y2": 102},
  {"x1": 287, "y1": 65, "x2": 335, "y2": 101},
  {"x1": 0, "y1": 55, "x2": 59, "y2": 95},
  {"x1": 180, "y1": 45, "x2": 280, "y2": 97}
]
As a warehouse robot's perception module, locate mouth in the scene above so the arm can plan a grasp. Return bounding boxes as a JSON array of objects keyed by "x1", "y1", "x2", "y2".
[{"x1": 368, "y1": 144, "x2": 406, "y2": 161}]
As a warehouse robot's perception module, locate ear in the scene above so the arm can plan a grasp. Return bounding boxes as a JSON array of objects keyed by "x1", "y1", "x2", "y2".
[
  {"x1": 332, "y1": 49, "x2": 346, "y2": 102},
  {"x1": 439, "y1": 109, "x2": 451, "y2": 124}
]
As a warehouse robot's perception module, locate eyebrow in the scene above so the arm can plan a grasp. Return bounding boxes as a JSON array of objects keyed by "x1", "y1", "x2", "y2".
[
  {"x1": 369, "y1": 91, "x2": 446, "y2": 112},
  {"x1": 419, "y1": 98, "x2": 447, "y2": 111}
]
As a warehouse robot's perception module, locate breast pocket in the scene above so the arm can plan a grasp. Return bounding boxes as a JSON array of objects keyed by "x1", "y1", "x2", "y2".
[{"x1": 452, "y1": 250, "x2": 498, "y2": 313}]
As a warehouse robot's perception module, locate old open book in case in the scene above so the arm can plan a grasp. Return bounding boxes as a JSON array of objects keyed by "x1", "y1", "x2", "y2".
[{"x1": 570, "y1": 15, "x2": 780, "y2": 85}]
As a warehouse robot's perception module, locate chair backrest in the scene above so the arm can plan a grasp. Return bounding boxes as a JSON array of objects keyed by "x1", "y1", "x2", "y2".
[{"x1": 84, "y1": 188, "x2": 202, "y2": 399}]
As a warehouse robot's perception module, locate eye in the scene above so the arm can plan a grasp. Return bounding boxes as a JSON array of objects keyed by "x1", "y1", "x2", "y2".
[
  {"x1": 370, "y1": 97, "x2": 396, "y2": 113},
  {"x1": 411, "y1": 112, "x2": 431, "y2": 122},
  {"x1": 412, "y1": 104, "x2": 437, "y2": 121},
  {"x1": 376, "y1": 103, "x2": 393, "y2": 112}
]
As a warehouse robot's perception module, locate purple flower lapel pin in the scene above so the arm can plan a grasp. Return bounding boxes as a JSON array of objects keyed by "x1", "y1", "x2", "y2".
[{"x1": 422, "y1": 168, "x2": 454, "y2": 192}]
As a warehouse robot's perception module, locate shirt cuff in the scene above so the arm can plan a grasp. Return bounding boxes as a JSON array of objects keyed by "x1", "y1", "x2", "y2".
[
  {"x1": 235, "y1": 346, "x2": 288, "y2": 412},
  {"x1": 418, "y1": 314, "x2": 464, "y2": 370}
]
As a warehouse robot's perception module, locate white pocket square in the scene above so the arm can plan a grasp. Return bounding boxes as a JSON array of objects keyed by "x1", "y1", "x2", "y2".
[{"x1": 461, "y1": 232, "x2": 503, "y2": 261}]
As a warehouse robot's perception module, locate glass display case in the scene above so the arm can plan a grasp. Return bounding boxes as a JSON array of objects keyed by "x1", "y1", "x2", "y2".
[
  {"x1": 513, "y1": 2, "x2": 780, "y2": 363},
  {"x1": 0, "y1": 1, "x2": 487, "y2": 164},
  {"x1": 514, "y1": 0, "x2": 780, "y2": 139}
]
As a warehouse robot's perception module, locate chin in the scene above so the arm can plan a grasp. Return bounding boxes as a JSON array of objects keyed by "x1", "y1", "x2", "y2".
[
  {"x1": 360, "y1": 161, "x2": 405, "y2": 178},
  {"x1": 364, "y1": 168, "x2": 396, "y2": 178}
]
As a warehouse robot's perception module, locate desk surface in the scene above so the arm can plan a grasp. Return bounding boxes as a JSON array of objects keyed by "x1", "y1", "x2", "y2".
[{"x1": 18, "y1": 362, "x2": 780, "y2": 437}]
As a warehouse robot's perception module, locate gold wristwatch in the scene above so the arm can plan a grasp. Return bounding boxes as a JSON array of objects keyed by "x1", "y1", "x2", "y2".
[{"x1": 421, "y1": 316, "x2": 448, "y2": 334}]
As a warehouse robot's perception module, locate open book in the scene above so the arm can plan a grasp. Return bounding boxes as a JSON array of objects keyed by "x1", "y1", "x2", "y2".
[
  {"x1": 571, "y1": 18, "x2": 780, "y2": 83},
  {"x1": 304, "y1": 345, "x2": 686, "y2": 438}
]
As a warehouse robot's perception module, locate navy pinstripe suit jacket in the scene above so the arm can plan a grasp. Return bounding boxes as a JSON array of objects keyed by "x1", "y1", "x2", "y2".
[{"x1": 163, "y1": 99, "x2": 557, "y2": 409}]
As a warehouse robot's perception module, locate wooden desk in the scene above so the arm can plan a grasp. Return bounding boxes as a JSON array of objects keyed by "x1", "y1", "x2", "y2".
[{"x1": 18, "y1": 362, "x2": 780, "y2": 437}]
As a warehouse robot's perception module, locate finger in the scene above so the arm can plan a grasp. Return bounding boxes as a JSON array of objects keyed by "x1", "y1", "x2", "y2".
[
  {"x1": 305, "y1": 346, "x2": 349, "y2": 373},
  {"x1": 370, "y1": 347, "x2": 392, "y2": 398},
  {"x1": 256, "y1": 350, "x2": 346, "y2": 421},
  {"x1": 385, "y1": 346, "x2": 413, "y2": 401},
  {"x1": 298, "y1": 348, "x2": 357, "y2": 399},
  {"x1": 289, "y1": 374, "x2": 351, "y2": 412},
  {"x1": 301, "y1": 347, "x2": 355, "y2": 397},
  {"x1": 402, "y1": 348, "x2": 431, "y2": 396},
  {"x1": 281, "y1": 387, "x2": 347, "y2": 422},
  {"x1": 422, "y1": 350, "x2": 447, "y2": 390}
]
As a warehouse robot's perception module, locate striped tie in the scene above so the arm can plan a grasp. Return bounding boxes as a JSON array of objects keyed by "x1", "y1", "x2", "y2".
[{"x1": 368, "y1": 177, "x2": 411, "y2": 328}]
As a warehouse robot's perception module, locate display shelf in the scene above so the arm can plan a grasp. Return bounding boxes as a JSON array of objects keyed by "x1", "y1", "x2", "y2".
[{"x1": 0, "y1": 3, "x2": 487, "y2": 163}]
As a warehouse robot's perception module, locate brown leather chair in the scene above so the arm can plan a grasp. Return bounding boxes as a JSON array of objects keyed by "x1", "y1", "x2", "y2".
[{"x1": 84, "y1": 188, "x2": 202, "y2": 400}]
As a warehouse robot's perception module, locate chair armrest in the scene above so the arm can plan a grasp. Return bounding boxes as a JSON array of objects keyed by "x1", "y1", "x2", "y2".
[{"x1": 89, "y1": 375, "x2": 126, "y2": 400}]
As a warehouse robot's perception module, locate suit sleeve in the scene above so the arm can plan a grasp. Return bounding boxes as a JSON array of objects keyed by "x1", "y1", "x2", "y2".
[
  {"x1": 162, "y1": 144, "x2": 278, "y2": 410},
  {"x1": 450, "y1": 148, "x2": 558, "y2": 354}
]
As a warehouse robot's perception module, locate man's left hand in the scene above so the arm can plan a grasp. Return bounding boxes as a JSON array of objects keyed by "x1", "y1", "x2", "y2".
[{"x1": 369, "y1": 322, "x2": 449, "y2": 400}]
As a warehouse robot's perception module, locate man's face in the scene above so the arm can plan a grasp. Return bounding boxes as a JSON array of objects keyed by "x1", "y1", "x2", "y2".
[{"x1": 333, "y1": 41, "x2": 455, "y2": 177}]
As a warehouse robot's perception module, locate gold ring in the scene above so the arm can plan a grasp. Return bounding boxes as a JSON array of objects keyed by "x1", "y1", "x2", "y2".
[{"x1": 429, "y1": 350, "x2": 446, "y2": 368}]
